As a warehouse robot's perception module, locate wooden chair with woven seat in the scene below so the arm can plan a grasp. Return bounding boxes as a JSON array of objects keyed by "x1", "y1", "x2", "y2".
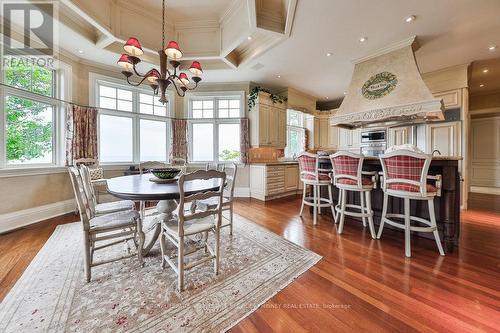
[
  {"x1": 80, "y1": 165, "x2": 135, "y2": 216},
  {"x1": 68, "y1": 167, "x2": 145, "y2": 282},
  {"x1": 329, "y1": 151, "x2": 378, "y2": 239},
  {"x1": 159, "y1": 169, "x2": 226, "y2": 291},
  {"x1": 197, "y1": 162, "x2": 238, "y2": 235},
  {"x1": 377, "y1": 149, "x2": 445, "y2": 257},
  {"x1": 298, "y1": 152, "x2": 335, "y2": 225}
]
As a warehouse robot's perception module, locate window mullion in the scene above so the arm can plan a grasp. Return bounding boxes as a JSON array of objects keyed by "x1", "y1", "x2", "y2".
[{"x1": 0, "y1": 88, "x2": 5, "y2": 168}]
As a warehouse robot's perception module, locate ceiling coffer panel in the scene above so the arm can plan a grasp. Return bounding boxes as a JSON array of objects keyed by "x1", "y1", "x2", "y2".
[{"x1": 331, "y1": 36, "x2": 444, "y2": 129}]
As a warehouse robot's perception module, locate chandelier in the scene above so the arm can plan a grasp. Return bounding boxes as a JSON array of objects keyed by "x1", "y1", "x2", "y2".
[{"x1": 117, "y1": 0, "x2": 203, "y2": 104}]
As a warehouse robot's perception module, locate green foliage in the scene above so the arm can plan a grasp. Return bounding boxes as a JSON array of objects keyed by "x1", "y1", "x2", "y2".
[
  {"x1": 219, "y1": 149, "x2": 240, "y2": 161},
  {"x1": 248, "y1": 86, "x2": 287, "y2": 112},
  {"x1": 4, "y1": 59, "x2": 54, "y2": 163}
]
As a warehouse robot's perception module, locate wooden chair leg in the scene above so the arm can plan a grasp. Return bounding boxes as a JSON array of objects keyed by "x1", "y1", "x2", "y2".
[
  {"x1": 229, "y1": 204, "x2": 234, "y2": 235},
  {"x1": 313, "y1": 185, "x2": 318, "y2": 225},
  {"x1": 365, "y1": 191, "x2": 376, "y2": 239},
  {"x1": 83, "y1": 233, "x2": 91, "y2": 282},
  {"x1": 159, "y1": 230, "x2": 166, "y2": 269},
  {"x1": 178, "y1": 236, "x2": 185, "y2": 292},
  {"x1": 214, "y1": 228, "x2": 220, "y2": 275},
  {"x1": 335, "y1": 187, "x2": 342, "y2": 224},
  {"x1": 360, "y1": 191, "x2": 367, "y2": 227},
  {"x1": 377, "y1": 193, "x2": 388, "y2": 239},
  {"x1": 137, "y1": 219, "x2": 145, "y2": 267},
  {"x1": 328, "y1": 185, "x2": 335, "y2": 220},
  {"x1": 404, "y1": 198, "x2": 411, "y2": 257},
  {"x1": 428, "y1": 199, "x2": 445, "y2": 256},
  {"x1": 338, "y1": 189, "x2": 347, "y2": 234},
  {"x1": 299, "y1": 184, "x2": 306, "y2": 216}
]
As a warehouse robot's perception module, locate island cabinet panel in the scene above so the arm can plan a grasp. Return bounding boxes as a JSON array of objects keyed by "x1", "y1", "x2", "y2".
[{"x1": 316, "y1": 157, "x2": 461, "y2": 253}]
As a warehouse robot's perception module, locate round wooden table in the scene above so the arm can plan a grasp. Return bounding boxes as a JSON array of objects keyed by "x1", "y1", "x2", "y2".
[{"x1": 107, "y1": 174, "x2": 222, "y2": 255}]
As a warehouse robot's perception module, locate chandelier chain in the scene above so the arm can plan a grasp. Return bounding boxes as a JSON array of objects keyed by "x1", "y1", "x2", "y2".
[{"x1": 162, "y1": 0, "x2": 165, "y2": 50}]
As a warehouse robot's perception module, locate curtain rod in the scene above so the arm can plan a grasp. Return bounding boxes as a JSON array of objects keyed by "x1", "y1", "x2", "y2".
[{"x1": 0, "y1": 83, "x2": 249, "y2": 121}]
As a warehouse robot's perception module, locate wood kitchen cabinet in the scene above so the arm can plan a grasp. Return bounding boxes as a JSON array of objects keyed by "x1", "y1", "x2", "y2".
[
  {"x1": 249, "y1": 92, "x2": 287, "y2": 148},
  {"x1": 388, "y1": 126, "x2": 413, "y2": 147},
  {"x1": 306, "y1": 115, "x2": 338, "y2": 149},
  {"x1": 337, "y1": 128, "x2": 360, "y2": 152},
  {"x1": 250, "y1": 164, "x2": 300, "y2": 201},
  {"x1": 433, "y1": 89, "x2": 462, "y2": 109},
  {"x1": 424, "y1": 121, "x2": 461, "y2": 156}
]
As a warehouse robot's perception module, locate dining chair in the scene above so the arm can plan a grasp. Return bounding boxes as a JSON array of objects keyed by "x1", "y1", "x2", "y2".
[
  {"x1": 74, "y1": 158, "x2": 107, "y2": 203},
  {"x1": 68, "y1": 167, "x2": 145, "y2": 282},
  {"x1": 171, "y1": 157, "x2": 187, "y2": 174},
  {"x1": 80, "y1": 165, "x2": 135, "y2": 216},
  {"x1": 159, "y1": 169, "x2": 226, "y2": 291},
  {"x1": 198, "y1": 162, "x2": 238, "y2": 234}
]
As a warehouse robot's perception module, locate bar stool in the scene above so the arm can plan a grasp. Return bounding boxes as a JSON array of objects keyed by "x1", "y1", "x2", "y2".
[
  {"x1": 298, "y1": 152, "x2": 335, "y2": 225},
  {"x1": 377, "y1": 150, "x2": 445, "y2": 257},
  {"x1": 329, "y1": 151, "x2": 377, "y2": 239}
]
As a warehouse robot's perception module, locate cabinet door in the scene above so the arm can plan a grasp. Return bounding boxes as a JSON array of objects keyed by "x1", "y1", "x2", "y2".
[
  {"x1": 284, "y1": 166, "x2": 299, "y2": 191},
  {"x1": 328, "y1": 124, "x2": 338, "y2": 148},
  {"x1": 319, "y1": 118, "x2": 329, "y2": 148},
  {"x1": 278, "y1": 109, "x2": 287, "y2": 148},
  {"x1": 388, "y1": 127, "x2": 411, "y2": 147},
  {"x1": 426, "y1": 121, "x2": 460, "y2": 156},
  {"x1": 314, "y1": 118, "x2": 320, "y2": 148},
  {"x1": 267, "y1": 108, "x2": 279, "y2": 146},
  {"x1": 259, "y1": 105, "x2": 270, "y2": 146},
  {"x1": 338, "y1": 128, "x2": 350, "y2": 148},
  {"x1": 351, "y1": 129, "x2": 360, "y2": 147},
  {"x1": 434, "y1": 89, "x2": 461, "y2": 109}
]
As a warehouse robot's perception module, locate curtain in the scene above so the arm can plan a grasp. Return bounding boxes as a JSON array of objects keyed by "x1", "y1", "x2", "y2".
[
  {"x1": 65, "y1": 104, "x2": 98, "y2": 166},
  {"x1": 240, "y1": 118, "x2": 250, "y2": 164},
  {"x1": 171, "y1": 119, "x2": 188, "y2": 161}
]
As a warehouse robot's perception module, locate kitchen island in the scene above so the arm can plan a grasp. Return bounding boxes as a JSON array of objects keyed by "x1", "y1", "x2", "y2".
[{"x1": 317, "y1": 156, "x2": 462, "y2": 253}]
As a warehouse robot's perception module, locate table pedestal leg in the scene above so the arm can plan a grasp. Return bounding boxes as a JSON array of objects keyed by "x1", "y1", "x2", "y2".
[{"x1": 141, "y1": 199, "x2": 177, "y2": 256}]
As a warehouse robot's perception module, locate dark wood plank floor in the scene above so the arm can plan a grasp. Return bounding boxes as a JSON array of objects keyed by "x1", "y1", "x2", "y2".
[{"x1": 1, "y1": 194, "x2": 499, "y2": 332}]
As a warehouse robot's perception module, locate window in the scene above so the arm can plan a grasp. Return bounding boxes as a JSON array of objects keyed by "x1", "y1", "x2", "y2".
[
  {"x1": 188, "y1": 93, "x2": 244, "y2": 163},
  {"x1": 94, "y1": 76, "x2": 172, "y2": 164},
  {"x1": 285, "y1": 110, "x2": 305, "y2": 158},
  {"x1": 0, "y1": 57, "x2": 67, "y2": 169}
]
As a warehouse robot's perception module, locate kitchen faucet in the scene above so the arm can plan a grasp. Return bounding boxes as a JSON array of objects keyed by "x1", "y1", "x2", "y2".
[{"x1": 432, "y1": 149, "x2": 441, "y2": 156}]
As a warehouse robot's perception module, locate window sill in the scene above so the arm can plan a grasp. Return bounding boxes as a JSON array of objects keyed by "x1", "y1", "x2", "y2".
[{"x1": 0, "y1": 166, "x2": 68, "y2": 178}]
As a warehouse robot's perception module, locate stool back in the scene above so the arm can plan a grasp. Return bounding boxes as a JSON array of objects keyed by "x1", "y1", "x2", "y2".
[
  {"x1": 379, "y1": 150, "x2": 432, "y2": 196},
  {"x1": 298, "y1": 152, "x2": 320, "y2": 182},
  {"x1": 329, "y1": 151, "x2": 364, "y2": 188}
]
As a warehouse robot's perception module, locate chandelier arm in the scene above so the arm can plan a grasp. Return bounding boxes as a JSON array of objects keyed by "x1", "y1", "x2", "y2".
[
  {"x1": 170, "y1": 79, "x2": 185, "y2": 97},
  {"x1": 131, "y1": 64, "x2": 147, "y2": 78},
  {"x1": 125, "y1": 74, "x2": 149, "y2": 87}
]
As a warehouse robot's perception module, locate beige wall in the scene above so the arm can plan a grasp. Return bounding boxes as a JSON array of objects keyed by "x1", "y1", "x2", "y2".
[{"x1": 0, "y1": 61, "x2": 252, "y2": 215}]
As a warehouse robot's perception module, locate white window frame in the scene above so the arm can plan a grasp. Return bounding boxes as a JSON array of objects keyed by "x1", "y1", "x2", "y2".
[
  {"x1": 0, "y1": 59, "x2": 71, "y2": 175},
  {"x1": 186, "y1": 91, "x2": 245, "y2": 164},
  {"x1": 90, "y1": 73, "x2": 173, "y2": 165},
  {"x1": 285, "y1": 109, "x2": 305, "y2": 158}
]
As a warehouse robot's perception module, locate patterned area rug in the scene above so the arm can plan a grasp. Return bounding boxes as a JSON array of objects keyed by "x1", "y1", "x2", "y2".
[{"x1": 0, "y1": 214, "x2": 321, "y2": 332}]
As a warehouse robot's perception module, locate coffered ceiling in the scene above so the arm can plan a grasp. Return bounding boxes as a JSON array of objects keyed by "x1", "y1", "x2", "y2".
[{"x1": 52, "y1": 1, "x2": 500, "y2": 101}]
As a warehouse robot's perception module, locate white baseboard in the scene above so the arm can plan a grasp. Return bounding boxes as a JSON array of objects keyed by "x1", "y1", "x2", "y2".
[
  {"x1": 0, "y1": 199, "x2": 76, "y2": 234},
  {"x1": 470, "y1": 186, "x2": 500, "y2": 195},
  {"x1": 234, "y1": 187, "x2": 250, "y2": 198}
]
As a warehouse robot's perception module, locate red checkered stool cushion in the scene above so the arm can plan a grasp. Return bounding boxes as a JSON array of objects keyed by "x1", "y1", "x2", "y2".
[
  {"x1": 337, "y1": 176, "x2": 374, "y2": 186},
  {"x1": 387, "y1": 183, "x2": 437, "y2": 193},
  {"x1": 303, "y1": 173, "x2": 331, "y2": 181}
]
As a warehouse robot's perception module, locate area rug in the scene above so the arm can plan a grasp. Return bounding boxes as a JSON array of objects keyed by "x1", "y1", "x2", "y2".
[{"x1": 0, "y1": 214, "x2": 321, "y2": 332}]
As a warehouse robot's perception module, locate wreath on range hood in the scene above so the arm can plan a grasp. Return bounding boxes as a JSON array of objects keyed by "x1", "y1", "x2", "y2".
[{"x1": 361, "y1": 72, "x2": 398, "y2": 100}]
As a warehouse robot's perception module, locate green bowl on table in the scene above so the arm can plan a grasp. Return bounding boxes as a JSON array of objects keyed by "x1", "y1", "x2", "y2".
[{"x1": 150, "y1": 168, "x2": 181, "y2": 180}]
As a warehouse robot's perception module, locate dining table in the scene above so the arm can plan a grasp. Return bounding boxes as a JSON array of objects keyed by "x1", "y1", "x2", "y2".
[{"x1": 106, "y1": 174, "x2": 223, "y2": 256}]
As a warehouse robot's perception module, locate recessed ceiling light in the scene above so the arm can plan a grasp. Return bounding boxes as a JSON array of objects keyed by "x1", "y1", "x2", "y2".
[
  {"x1": 483, "y1": 69, "x2": 489, "y2": 73},
  {"x1": 359, "y1": 37, "x2": 367, "y2": 43},
  {"x1": 326, "y1": 52, "x2": 332, "y2": 57},
  {"x1": 479, "y1": 84, "x2": 485, "y2": 88},
  {"x1": 247, "y1": 36, "x2": 253, "y2": 40},
  {"x1": 325, "y1": 97, "x2": 329, "y2": 99},
  {"x1": 277, "y1": 75, "x2": 281, "y2": 78},
  {"x1": 405, "y1": 15, "x2": 416, "y2": 23},
  {"x1": 77, "y1": 49, "x2": 84, "y2": 54},
  {"x1": 343, "y1": 91, "x2": 347, "y2": 95},
  {"x1": 488, "y1": 45, "x2": 497, "y2": 51}
]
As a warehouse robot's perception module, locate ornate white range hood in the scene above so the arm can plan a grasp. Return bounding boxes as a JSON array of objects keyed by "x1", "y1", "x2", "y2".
[{"x1": 331, "y1": 36, "x2": 444, "y2": 129}]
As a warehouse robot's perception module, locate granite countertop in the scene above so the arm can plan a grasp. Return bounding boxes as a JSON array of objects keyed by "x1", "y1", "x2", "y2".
[{"x1": 250, "y1": 161, "x2": 299, "y2": 166}]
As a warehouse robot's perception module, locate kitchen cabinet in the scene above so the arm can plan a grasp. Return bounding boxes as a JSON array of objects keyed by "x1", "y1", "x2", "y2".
[
  {"x1": 425, "y1": 121, "x2": 461, "y2": 156},
  {"x1": 249, "y1": 92, "x2": 287, "y2": 148},
  {"x1": 388, "y1": 126, "x2": 413, "y2": 147},
  {"x1": 337, "y1": 128, "x2": 360, "y2": 152},
  {"x1": 250, "y1": 164, "x2": 300, "y2": 201},
  {"x1": 306, "y1": 115, "x2": 338, "y2": 149}
]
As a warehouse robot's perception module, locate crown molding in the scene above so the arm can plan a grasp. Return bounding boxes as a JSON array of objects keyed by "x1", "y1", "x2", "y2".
[{"x1": 353, "y1": 35, "x2": 417, "y2": 64}]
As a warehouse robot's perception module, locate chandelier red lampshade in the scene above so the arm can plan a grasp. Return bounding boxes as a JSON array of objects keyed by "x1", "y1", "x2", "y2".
[
  {"x1": 124, "y1": 37, "x2": 143, "y2": 56},
  {"x1": 117, "y1": 0, "x2": 202, "y2": 104}
]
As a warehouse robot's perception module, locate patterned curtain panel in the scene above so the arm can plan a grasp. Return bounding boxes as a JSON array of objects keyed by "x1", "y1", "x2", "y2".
[
  {"x1": 171, "y1": 119, "x2": 188, "y2": 160},
  {"x1": 240, "y1": 118, "x2": 250, "y2": 164},
  {"x1": 65, "y1": 105, "x2": 98, "y2": 166}
]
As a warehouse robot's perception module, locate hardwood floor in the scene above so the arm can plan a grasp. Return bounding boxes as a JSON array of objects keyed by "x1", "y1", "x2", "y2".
[{"x1": 1, "y1": 195, "x2": 499, "y2": 332}]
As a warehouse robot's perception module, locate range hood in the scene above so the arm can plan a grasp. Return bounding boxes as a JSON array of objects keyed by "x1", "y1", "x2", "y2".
[{"x1": 331, "y1": 36, "x2": 444, "y2": 129}]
